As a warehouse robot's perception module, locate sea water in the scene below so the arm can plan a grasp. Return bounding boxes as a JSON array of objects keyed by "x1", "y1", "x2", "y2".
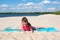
[
  {"x1": 0, "y1": 13, "x2": 40, "y2": 17},
  {"x1": 3, "y1": 27, "x2": 59, "y2": 32}
]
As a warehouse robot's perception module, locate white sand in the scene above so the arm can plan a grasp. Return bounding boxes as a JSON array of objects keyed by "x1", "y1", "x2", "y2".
[
  {"x1": 0, "y1": 14, "x2": 60, "y2": 30},
  {"x1": 0, "y1": 32, "x2": 60, "y2": 40},
  {"x1": 0, "y1": 14, "x2": 60, "y2": 40}
]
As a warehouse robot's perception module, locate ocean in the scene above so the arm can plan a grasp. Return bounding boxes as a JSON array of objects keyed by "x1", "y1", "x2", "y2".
[{"x1": 0, "y1": 13, "x2": 40, "y2": 17}]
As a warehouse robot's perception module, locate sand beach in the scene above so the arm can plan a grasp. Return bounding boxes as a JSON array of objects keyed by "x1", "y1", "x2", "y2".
[{"x1": 0, "y1": 14, "x2": 60, "y2": 40}]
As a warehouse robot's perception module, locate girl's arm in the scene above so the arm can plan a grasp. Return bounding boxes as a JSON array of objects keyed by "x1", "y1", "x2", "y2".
[
  {"x1": 22, "y1": 28, "x2": 26, "y2": 34},
  {"x1": 21, "y1": 24, "x2": 26, "y2": 34}
]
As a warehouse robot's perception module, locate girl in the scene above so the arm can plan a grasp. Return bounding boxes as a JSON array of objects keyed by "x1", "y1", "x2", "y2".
[{"x1": 21, "y1": 17, "x2": 33, "y2": 34}]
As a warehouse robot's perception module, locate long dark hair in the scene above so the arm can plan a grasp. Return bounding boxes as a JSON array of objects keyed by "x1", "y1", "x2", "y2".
[{"x1": 22, "y1": 17, "x2": 31, "y2": 27}]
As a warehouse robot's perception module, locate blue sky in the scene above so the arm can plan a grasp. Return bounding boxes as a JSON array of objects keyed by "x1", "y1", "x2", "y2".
[{"x1": 0, "y1": 0, "x2": 60, "y2": 12}]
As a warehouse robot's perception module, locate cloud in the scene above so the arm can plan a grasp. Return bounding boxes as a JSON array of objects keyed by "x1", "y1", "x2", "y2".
[
  {"x1": 25, "y1": 2, "x2": 34, "y2": 6},
  {"x1": 52, "y1": 1, "x2": 60, "y2": 4},
  {"x1": 1, "y1": 8, "x2": 7, "y2": 10},
  {"x1": 10, "y1": 8, "x2": 16, "y2": 10},
  {"x1": 17, "y1": 2, "x2": 43, "y2": 11},
  {"x1": 16, "y1": 0, "x2": 52, "y2": 11},
  {"x1": 0, "y1": 4, "x2": 8, "y2": 7},
  {"x1": 17, "y1": 2, "x2": 35, "y2": 7},
  {"x1": 40, "y1": 0, "x2": 60, "y2": 4},
  {"x1": 48, "y1": 8, "x2": 55, "y2": 10},
  {"x1": 0, "y1": 4, "x2": 8, "y2": 10},
  {"x1": 0, "y1": 0, "x2": 59, "y2": 12},
  {"x1": 40, "y1": 0, "x2": 51, "y2": 4}
]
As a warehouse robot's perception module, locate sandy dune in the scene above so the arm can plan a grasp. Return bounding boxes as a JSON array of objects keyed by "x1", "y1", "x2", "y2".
[
  {"x1": 0, "y1": 14, "x2": 60, "y2": 30},
  {"x1": 0, "y1": 14, "x2": 60, "y2": 40}
]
